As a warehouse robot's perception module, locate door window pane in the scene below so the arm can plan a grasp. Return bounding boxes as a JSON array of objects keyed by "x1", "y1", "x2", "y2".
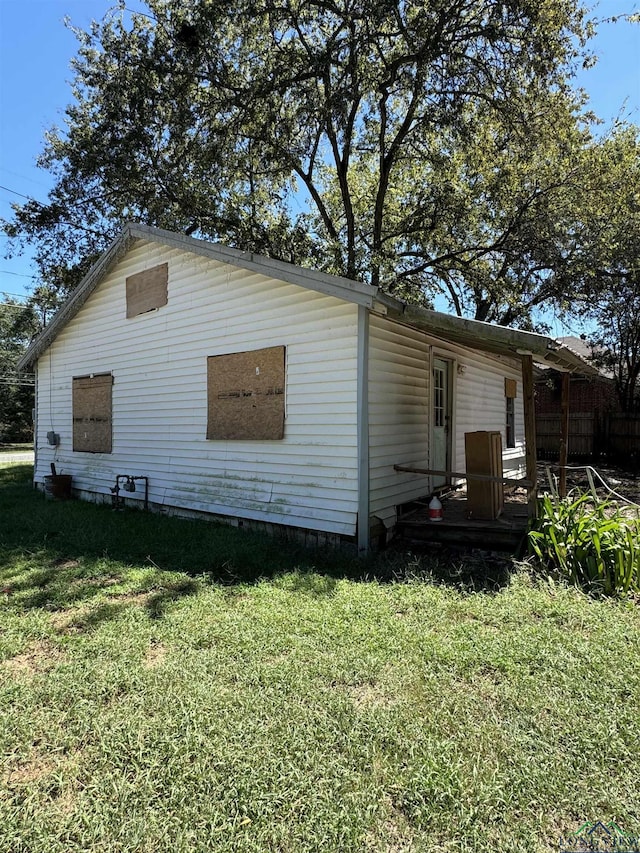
[{"x1": 434, "y1": 366, "x2": 445, "y2": 428}]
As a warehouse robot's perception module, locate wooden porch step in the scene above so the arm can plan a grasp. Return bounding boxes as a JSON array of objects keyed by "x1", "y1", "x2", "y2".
[
  {"x1": 395, "y1": 499, "x2": 530, "y2": 551},
  {"x1": 396, "y1": 519, "x2": 527, "y2": 550}
]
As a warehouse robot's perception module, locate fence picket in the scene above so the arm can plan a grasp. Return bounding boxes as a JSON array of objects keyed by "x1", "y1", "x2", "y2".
[{"x1": 536, "y1": 411, "x2": 640, "y2": 462}]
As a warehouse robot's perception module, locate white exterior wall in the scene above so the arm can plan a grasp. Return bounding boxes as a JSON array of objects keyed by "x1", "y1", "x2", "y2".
[
  {"x1": 368, "y1": 314, "x2": 430, "y2": 527},
  {"x1": 450, "y1": 348, "x2": 525, "y2": 479},
  {"x1": 367, "y1": 314, "x2": 526, "y2": 529},
  {"x1": 34, "y1": 239, "x2": 360, "y2": 536}
]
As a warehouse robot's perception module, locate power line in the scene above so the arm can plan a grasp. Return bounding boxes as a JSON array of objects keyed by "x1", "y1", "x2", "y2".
[
  {"x1": 0, "y1": 182, "x2": 106, "y2": 238},
  {"x1": 0, "y1": 271, "x2": 37, "y2": 281},
  {"x1": 0, "y1": 290, "x2": 30, "y2": 300},
  {"x1": 0, "y1": 302, "x2": 34, "y2": 313},
  {"x1": 0, "y1": 184, "x2": 33, "y2": 202},
  {"x1": 0, "y1": 167, "x2": 54, "y2": 194}
]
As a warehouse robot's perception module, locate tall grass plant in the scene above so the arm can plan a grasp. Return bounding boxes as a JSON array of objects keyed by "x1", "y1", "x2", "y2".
[{"x1": 528, "y1": 491, "x2": 640, "y2": 596}]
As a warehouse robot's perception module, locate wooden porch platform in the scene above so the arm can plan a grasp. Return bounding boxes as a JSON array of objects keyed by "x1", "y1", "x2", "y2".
[{"x1": 396, "y1": 489, "x2": 531, "y2": 551}]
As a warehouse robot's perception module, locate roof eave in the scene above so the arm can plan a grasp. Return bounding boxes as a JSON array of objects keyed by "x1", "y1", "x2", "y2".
[
  {"x1": 378, "y1": 295, "x2": 600, "y2": 376},
  {"x1": 17, "y1": 223, "x2": 380, "y2": 371},
  {"x1": 127, "y1": 224, "x2": 377, "y2": 305},
  {"x1": 16, "y1": 227, "x2": 137, "y2": 372}
]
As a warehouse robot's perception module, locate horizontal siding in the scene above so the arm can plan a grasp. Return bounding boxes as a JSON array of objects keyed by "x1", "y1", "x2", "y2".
[
  {"x1": 368, "y1": 314, "x2": 431, "y2": 524},
  {"x1": 367, "y1": 314, "x2": 527, "y2": 529},
  {"x1": 34, "y1": 239, "x2": 360, "y2": 536},
  {"x1": 431, "y1": 340, "x2": 526, "y2": 478}
]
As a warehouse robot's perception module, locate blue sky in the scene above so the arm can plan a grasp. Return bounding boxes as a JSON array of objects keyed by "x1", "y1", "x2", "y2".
[{"x1": 1, "y1": 0, "x2": 639, "y2": 327}]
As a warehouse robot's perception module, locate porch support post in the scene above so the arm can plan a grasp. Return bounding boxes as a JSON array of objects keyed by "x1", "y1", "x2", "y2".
[
  {"x1": 559, "y1": 372, "x2": 570, "y2": 497},
  {"x1": 356, "y1": 305, "x2": 370, "y2": 554},
  {"x1": 521, "y1": 354, "x2": 538, "y2": 519}
]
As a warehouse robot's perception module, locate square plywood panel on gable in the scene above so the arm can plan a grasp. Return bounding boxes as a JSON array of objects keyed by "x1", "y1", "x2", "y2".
[{"x1": 126, "y1": 263, "x2": 168, "y2": 318}]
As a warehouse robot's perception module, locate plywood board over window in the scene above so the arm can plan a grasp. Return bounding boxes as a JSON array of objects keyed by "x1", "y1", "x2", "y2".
[
  {"x1": 72, "y1": 373, "x2": 113, "y2": 453},
  {"x1": 207, "y1": 346, "x2": 285, "y2": 440},
  {"x1": 126, "y1": 263, "x2": 168, "y2": 318}
]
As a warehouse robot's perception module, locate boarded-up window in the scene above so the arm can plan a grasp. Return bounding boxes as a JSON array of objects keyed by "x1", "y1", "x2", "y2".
[
  {"x1": 207, "y1": 346, "x2": 285, "y2": 440},
  {"x1": 126, "y1": 263, "x2": 168, "y2": 318},
  {"x1": 72, "y1": 374, "x2": 113, "y2": 453}
]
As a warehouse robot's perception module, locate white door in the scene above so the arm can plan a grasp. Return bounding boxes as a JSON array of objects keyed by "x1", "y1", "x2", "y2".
[{"x1": 432, "y1": 357, "x2": 452, "y2": 488}]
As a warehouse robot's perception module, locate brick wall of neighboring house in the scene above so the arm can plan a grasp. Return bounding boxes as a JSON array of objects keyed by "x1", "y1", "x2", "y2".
[{"x1": 535, "y1": 372, "x2": 620, "y2": 415}]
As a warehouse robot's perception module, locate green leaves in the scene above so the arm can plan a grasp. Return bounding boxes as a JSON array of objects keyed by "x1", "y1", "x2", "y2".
[
  {"x1": 528, "y1": 491, "x2": 640, "y2": 596},
  {"x1": 0, "y1": 300, "x2": 38, "y2": 443},
  {"x1": 7, "y1": 0, "x2": 629, "y2": 335},
  {"x1": 580, "y1": 128, "x2": 640, "y2": 412}
]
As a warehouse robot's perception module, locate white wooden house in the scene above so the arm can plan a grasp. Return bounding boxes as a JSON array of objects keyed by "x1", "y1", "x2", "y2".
[{"x1": 18, "y1": 224, "x2": 592, "y2": 551}]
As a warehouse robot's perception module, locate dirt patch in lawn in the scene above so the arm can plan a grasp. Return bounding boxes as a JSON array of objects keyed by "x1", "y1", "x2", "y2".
[
  {"x1": 109, "y1": 590, "x2": 156, "y2": 606},
  {"x1": 366, "y1": 795, "x2": 417, "y2": 852},
  {"x1": 5, "y1": 757, "x2": 55, "y2": 786},
  {"x1": 2, "y1": 639, "x2": 64, "y2": 677},
  {"x1": 345, "y1": 681, "x2": 396, "y2": 711},
  {"x1": 51, "y1": 558, "x2": 81, "y2": 570},
  {"x1": 49, "y1": 591, "x2": 157, "y2": 634},
  {"x1": 68, "y1": 574, "x2": 121, "y2": 591},
  {"x1": 5, "y1": 749, "x2": 82, "y2": 814},
  {"x1": 49, "y1": 606, "x2": 89, "y2": 632},
  {"x1": 143, "y1": 640, "x2": 168, "y2": 668}
]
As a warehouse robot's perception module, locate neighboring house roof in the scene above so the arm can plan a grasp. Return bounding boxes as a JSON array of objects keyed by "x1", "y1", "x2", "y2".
[
  {"x1": 534, "y1": 335, "x2": 612, "y2": 380},
  {"x1": 555, "y1": 335, "x2": 593, "y2": 361},
  {"x1": 554, "y1": 335, "x2": 614, "y2": 379},
  {"x1": 17, "y1": 223, "x2": 599, "y2": 376}
]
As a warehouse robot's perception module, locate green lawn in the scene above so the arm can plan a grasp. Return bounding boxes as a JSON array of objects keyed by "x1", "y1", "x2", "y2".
[{"x1": 1, "y1": 463, "x2": 639, "y2": 852}]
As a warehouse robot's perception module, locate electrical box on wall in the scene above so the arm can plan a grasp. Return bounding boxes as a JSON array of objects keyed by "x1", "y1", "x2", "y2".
[{"x1": 47, "y1": 431, "x2": 60, "y2": 446}]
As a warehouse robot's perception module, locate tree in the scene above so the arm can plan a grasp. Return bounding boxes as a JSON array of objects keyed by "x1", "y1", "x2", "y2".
[
  {"x1": 0, "y1": 299, "x2": 38, "y2": 442},
  {"x1": 387, "y1": 86, "x2": 593, "y2": 324},
  {"x1": 575, "y1": 126, "x2": 640, "y2": 412},
  {"x1": 591, "y1": 280, "x2": 640, "y2": 413},
  {"x1": 4, "y1": 0, "x2": 593, "y2": 325}
]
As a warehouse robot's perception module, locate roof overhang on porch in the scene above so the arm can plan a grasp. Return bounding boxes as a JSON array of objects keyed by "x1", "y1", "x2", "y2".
[{"x1": 377, "y1": 296, "x2": 600, "y2": 376}]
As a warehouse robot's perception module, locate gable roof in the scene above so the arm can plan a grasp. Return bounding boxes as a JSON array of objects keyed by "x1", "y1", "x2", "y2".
[{"x1": 17, "y1": 223, "x2": 598, "y2": 375}]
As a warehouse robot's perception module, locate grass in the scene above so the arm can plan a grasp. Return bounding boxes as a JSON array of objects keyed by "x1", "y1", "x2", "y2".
[{"x1": 1, "y1": 463, "x2": 639, "y2": 852}]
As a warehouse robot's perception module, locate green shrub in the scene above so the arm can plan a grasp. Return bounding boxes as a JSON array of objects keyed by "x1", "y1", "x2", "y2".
[{"x1": 528, "y1": 492, "x2": 640, "y2": 596}]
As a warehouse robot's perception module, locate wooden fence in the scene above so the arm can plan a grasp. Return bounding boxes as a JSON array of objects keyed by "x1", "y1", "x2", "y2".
[
  {"x1": 536, "y1": 412, "x2": 640, "y2": 462},
  {"x1": 606, "y1": 414, "x2": 640, "y2": 460},
  {"x1": 536, "y1": 412, "x2": 596, "y2": 459}
]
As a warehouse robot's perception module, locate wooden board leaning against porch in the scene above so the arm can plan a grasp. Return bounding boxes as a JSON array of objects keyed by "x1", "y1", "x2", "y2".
[{"x1": 393, "y1": 464, "x2": 533, "y2": 489}]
